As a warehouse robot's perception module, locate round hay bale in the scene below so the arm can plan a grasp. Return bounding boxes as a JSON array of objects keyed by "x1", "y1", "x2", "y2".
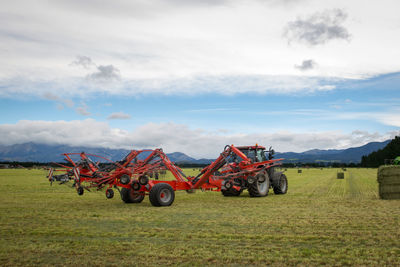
[
  {"x1": 298, "y1": 169, "x2": 302, "y2": 174},
  {"x1": 337, "y1": 172, "x2": 344, "y2": 179}
]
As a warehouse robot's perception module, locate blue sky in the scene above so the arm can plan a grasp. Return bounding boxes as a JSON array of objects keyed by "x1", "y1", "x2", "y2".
[{"x1": 0, "y1": 0, "x2": 399, "y2": 158}]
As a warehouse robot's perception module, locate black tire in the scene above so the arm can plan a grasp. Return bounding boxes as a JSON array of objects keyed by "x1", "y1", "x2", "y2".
[
  {"x1": 120, "y1": 174, "x2": 130, "y2": 185},
  {"x1": 221, "y1": 188, "x2": 242, "y2": 197},
  {"x1": 248, "y1": 172, "x2": 270, "y2": 197},
  {"x1": 272, "y1": 173, "x2": 288, "y2": 194},
  {"x1": 120, "y1": 188, "x2": 145, "y2": 203},
  {"x1": 106, "y1": 188, "x2": 114, "y2": 199},
  {"x1": 77, "y1": 186, "x2": 84, "y2": 196},
  {"x1": 139, "y1": 175, "x2": 149, "y2": 185},
  {"x1": 149, "y1": 183, "x2": 175, "y2": 207},
  {"x1": 131, "y1": 181, "x2": 141, "y2": 191}
]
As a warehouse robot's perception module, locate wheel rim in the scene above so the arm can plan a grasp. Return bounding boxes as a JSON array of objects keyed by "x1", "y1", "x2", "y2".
[
  {"x1": 280, "y1": 177, "x2": 287, "y2": 192},
  {"x1": 129, "y1": 190, "x2": 143, "y2": 200},
  {"x1": 159, "y1": 188, "x2": 172, "y2": 203},
  {"x1": 257, "y1": 180, "x2": 268, "y2": 194},
  {"x1": 120, "y1": 175, "x2": 130, "y2": 185}
]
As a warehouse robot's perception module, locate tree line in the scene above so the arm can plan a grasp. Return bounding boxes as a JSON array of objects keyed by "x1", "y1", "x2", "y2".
[{"x1": 361, "y1": 136, "x2": 400, "y2": 167}]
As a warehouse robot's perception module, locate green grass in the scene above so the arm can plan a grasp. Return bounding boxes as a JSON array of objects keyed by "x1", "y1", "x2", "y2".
[{"x1": 0, "y1": 168, "x2": 399, "y2": 266}]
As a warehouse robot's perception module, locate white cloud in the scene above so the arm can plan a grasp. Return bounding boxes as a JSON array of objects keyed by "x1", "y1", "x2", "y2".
[
  {"x1": 295, "y1": 59, "x2": 317, "y2": 71},
  {"x1": 42, "y1": 92, "x2": 74, "y2": 108},
  {"x1": 0, "y1": 0, "x2": 400, "y2": 97},
  {"x1": 70, "y1": 55, "x2": 96, "y2": 69},
  {"x1": 75, "y1": 103, "x2": 91, "y2": 116},
  {"x1": 107, "y1": 112, "x2": 131, "y2": 120},
  {"x1": 0, "y1": 119, "x2": 397, "y2": 158},
  {"x1": 284, "y1": 9, "x2": 351, "y2": 46},
  {"x1": 0, "y1": 74, "x2": 342, "y2": 98}
]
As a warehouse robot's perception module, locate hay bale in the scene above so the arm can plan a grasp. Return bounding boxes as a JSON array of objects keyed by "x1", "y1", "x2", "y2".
[
  {"x1": 377, "y1": 165, "x2": 400, "y2": 199},
  {"x1": 298, "y1": 170, "x2": 302, "y2": 174},
  {"x1": 337, "y1": 172, "x2": 344, "y2": 179}
]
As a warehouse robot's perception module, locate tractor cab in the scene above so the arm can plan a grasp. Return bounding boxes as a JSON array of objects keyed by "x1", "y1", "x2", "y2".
[{"x1": 236, "y1": 145, "x2": 274, "y2": 163}]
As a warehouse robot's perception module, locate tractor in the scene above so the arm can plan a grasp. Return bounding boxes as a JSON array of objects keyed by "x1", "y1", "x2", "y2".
[
  {"x1": 47, "y1": 145, "x2": 288, "y2": 206},
  {"x1": 190, "y1": 144, "x2": 288, "y2": 197}
]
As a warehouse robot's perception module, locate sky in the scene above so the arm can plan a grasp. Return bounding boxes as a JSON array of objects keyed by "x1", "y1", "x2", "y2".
[{"x1": 0, "y1": 0, "x2": 399, "y2": 158}]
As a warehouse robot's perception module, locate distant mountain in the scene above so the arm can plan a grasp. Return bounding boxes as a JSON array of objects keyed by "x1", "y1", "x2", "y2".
[
  {"x1": 0, "y1": 140, "x2": 391, "y2": 164},
  {"x1": 275, "y1": 140, "x2": 391, "y2": 163},
  {"x1": 0, "y1": 142, "x2": 200, "y2": 164}
]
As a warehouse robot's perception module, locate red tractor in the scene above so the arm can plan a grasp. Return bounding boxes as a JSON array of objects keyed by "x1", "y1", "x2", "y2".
[
  {"x1": 189, "y1": 144, "x2": 288, "y2": 197},
  {"x1": 47, "y1": 145, "x2": 288, "y2": 206}
]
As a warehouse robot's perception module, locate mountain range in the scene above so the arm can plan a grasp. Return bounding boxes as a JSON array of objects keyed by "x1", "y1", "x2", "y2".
[
  {"x1": 275, "y1": 139, "x2": 391, "y2": 163},
  {"x1": 0, "y1": 140, "x2": 391, "y2": 164}
]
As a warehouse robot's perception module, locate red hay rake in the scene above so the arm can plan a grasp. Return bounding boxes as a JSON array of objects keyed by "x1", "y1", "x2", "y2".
[{"x1": 47, "y1": 145, "x2": 288, "y2": 206}]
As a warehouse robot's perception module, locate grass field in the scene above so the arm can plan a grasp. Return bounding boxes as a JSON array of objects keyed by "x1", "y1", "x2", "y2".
[{"x1": 0, "y1": 168, "x2": 399, "y2": 266}]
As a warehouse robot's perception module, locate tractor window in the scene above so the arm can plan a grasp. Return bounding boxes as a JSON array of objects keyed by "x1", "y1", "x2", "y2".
[
  {"x1": 246, "y1": 150, "x2": 256, "y2": 162},
  {"x1": 256, "y1": 149, "x2": 266, "y2": 162}
]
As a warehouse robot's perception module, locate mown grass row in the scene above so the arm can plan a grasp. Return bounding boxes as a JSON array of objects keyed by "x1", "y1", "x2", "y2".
[{"x1": 0, "y1": 168, "x2": 399, "y2": 266}]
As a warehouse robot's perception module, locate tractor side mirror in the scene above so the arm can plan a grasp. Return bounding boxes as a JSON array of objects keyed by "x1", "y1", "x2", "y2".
[{"x1": 268, "y1": 147, "x2": 275, "y2": 159}]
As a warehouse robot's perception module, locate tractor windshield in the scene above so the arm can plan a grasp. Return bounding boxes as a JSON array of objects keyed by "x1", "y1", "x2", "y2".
[
  {"x1": 226, "y1": 147, "x2": 267, "y2": 164},
  {"x1": 237, "y1": 148, "x2": 266, "y2": 162}
]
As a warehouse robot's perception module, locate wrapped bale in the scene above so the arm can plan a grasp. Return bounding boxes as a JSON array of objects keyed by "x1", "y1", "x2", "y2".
[{"x1": 377, "y1": 165, "x2": 400, "y2": 199}]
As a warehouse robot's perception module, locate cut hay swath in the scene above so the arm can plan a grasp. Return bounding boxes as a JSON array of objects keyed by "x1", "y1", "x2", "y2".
[{"x1": 377, "y1": 165, "x2": 400, "y2": 199}]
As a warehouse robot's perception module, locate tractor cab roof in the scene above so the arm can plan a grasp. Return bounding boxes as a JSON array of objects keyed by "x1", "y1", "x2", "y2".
[{"x1": 236, "y1": 145, "x2": 266, "y2": 150}]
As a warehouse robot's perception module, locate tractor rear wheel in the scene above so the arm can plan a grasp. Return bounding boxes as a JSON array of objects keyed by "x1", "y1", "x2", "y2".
[
  {"x1": 248, "y1": 172, "x2": 270, "y2": 197},
  {"x1": 149, "y1": 183, "x2": 175, "y2": 207},
  {"x1": 272, "y1": 173, "x2": 288, "y2": 194},
  {"x1": 120, "y1": 188, "x2": 145, "y2": 203}
]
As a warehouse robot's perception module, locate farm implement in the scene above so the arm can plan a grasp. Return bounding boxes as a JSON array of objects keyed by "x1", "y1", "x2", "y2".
[{"x1": 47, "y1": 144, "x2": 288, "y2": 206}]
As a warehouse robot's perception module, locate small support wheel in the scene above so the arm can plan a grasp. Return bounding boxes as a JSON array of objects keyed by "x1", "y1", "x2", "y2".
[
  {"x1": 224, "y1": 181, "x2": 233, "y2": 189},
  {"x1": 149, "y1": 183, "x2": 175, "y2": 207},
  {"x1": 131, "y1": 181, "x2": 141, "y2": 191},
  {"x1": 139, "y1": 175, "x2": 149, "y2": 185},
  {"x1": 77, "y1": 186, "x2": 84, "y2": 196},
  {"x1": 106, "y1": 188, "x2": 114, "y2": 199},
  {"x1": 120, "y1": 174, "x2": 130, "y2": 185}
]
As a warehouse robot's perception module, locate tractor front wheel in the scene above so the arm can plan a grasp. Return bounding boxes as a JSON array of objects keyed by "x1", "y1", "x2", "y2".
[
  {"x1": 248, "y1": 172, "x2": 270, "y2": 197},
  {"x1": 149, "y1": 183, "x2": 175, "y2": 207}
]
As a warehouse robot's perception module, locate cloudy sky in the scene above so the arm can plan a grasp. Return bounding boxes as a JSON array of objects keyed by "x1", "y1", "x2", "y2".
[{"x1": 1, "y1": 0, "x2": 399, "y2": 158}]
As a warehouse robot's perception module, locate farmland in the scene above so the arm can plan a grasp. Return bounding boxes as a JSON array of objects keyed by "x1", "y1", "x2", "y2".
[{"x1": 0, "y1": 168, "x2": 399, "y2": 266}]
